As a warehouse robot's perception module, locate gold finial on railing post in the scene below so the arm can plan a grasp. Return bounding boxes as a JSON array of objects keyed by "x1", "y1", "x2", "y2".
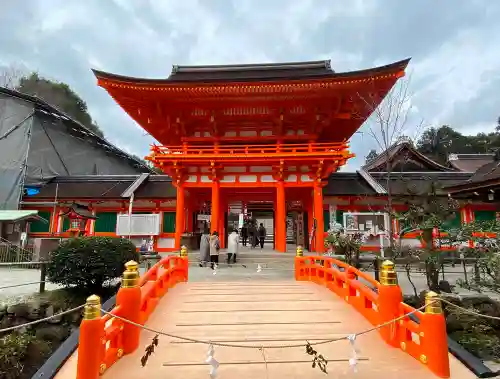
[
  {"x1": 296, "y1": 245, "x2": 303, "y2": 257},
  {"x1": 294, "y1": 246, "x2": 304, "y2": 281},
  {"x1": 83, "y1": 294, "x2": 101, "y2": 320},
  {"x1": 76, "y1": 295, "x2": 104, "y2": 379},
  {"x1": 379, "y1": 260, "x2": 398, "y2": 286},
  {"x1": 122, "y1": 260, "x2": 139, "y2": 288},
  {"x1": 421, "y1": 291, "x2": 450, "y2": 378},
  {"x1": 180, "y1": 245, "x2": 188, "y2": 257},
  {"x1": 117, "y1": 261, "x2": 142, "y2": 355},
  {"x1": 180, "y1": 245, "x2": 189, "y2": 281},
  {"x1": 376, "y1": 260, "x2": 403, "y2": 348},
  {"x1": 425, "y1": 291, "x2": 442, "y2": 314}
]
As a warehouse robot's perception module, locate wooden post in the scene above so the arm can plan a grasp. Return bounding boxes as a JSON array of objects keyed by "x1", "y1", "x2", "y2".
[
  {"x1": 373, "y1": 257, "x2": 380, "y2": 282},
  {"x1": 39, "y1": 262, "x2": 47, "y2": 293},
  {"x1": 116, "y1": 261, "x2": 142, "y2": 355},
  {"x1": 276, "y1": 180, "x2": 286, "y2": 252},
  {"x1": 175, "y1": 185, "x2": 185, "y2": 249},
  {"x1": 377, "y1": 260, "x2": 402, "y2": 347},
  {"x1": 210, "y1": 180, "x2": 220, "y2": 234},
  {"x1": 313, "y1": 181, "x2": 324, "y2": 253},
  {"x1": 420, "y1": 291, "x2": 450, "y2": 378},
  {"x1": 76, "y1": 295, "x2": 104, "y2": 379}
]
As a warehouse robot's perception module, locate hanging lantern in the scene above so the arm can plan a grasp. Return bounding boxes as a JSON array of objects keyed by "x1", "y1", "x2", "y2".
[
  {"x1": 61, "y1": 203, "x2": 96, "y2": 238},
  {"x1": 66, "y1": 210, "x2": 86, "y2": 230}
]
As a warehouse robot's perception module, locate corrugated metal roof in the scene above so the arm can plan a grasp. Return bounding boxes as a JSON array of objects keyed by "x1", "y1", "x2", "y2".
[{"x1": 0, "y1": 210, "x2": 47, "y2": 222}]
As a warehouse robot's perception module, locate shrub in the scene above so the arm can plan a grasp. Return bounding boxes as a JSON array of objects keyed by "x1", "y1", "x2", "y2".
[
  {"x1": 0, "y1": 332, "x2": 37, "y2": 379},
  {"x1": 47, "y1": 237, "x2": 139, "y2": 292}
]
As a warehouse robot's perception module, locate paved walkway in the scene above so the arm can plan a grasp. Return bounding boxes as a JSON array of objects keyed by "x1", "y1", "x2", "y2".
[
  {"x1": 0, "y1": 267, "x2": 60, "y2": 304},
  {"x1": 56, "y1": 281, "x2": 475, "y2": 379}
]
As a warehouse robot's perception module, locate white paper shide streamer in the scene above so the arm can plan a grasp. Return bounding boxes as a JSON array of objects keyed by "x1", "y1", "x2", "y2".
[
  {"x1": 205, "y1": 344, "x2": 220, "y2": 378},
  {"x1": 347, "y1": 334, "x2": 360, "y2": 372},
  {"x1": 257, "y1": 264, "x2": 262, "y2": 273}
]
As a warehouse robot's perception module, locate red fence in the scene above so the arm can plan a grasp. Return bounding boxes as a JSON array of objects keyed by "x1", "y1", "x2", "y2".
[
  {"x1": 295, "y1": 256, "x2": 450, "y2": 378},
  {"x1": 76, "y1": 255, "x2": 188, "y2": 379}
]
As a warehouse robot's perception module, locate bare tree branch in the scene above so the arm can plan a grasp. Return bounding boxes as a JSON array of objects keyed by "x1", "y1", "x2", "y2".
[
  {"x1": 352, "y1": 75, "x2": 425, "y2": 248},
  {"x1": 0, "y1": 64, "x2": 25, "y2": 89}
]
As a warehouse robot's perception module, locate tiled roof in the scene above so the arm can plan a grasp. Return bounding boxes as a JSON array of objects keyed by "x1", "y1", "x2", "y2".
[
  {"x1": 23, "y1": 171, "x2": 474, "y2": 203},
  {"x1": 363, "y1": 141, "x2": 452, "y2": 173},
  {"x1": 448, "y1": 153, "x2": 495, "y2": 173},
  {"x1": 369, "y1": 172, "x2": 474, "y2": 196},
  {"x1": 25, "y1": 175, "x2": 176, "y2": 200},
  {"x1": 92, "y1": 58, "x2": 410, "y2": 84}
]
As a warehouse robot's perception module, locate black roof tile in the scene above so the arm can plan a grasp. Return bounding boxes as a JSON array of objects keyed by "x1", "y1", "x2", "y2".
[{"x1": 92, "y1": 58, "x2": 411, "y2": 84}]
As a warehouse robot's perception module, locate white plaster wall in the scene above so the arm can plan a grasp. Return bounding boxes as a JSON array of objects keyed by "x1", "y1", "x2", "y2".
[
  {"x1": 158, "y1": 238, "x2": 175, "y2": 248},
  {"x1": 240, "y1": 175, "x2": 258, "y2": 182},
  {"x1": 224, "y1": 166, "x2": 246, "y2": 173},
  {"x1": 301, "y1": 175, "x2": 313, "y2": 182},
  {"x1": 260, "y1": 175, "x2": 275, "y2": 182},
  {"x1": 250, "y1": 166, "x2": 272, "y2": 172}
]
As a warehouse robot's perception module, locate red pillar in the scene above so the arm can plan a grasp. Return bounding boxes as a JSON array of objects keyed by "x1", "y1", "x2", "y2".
[
  {"x1": 210, "y1": 180, "x2": 220, "y2": 234},
  {"x1": 313, "y1": 181, "x2": 324, "y2": 253},
  {"x1": 219, "y1": 198, "x2": 226, "y2": 249},
  {"x1": 186, "y1": 198, "x2": 193, "y2": 233},
  {"x1": 175, "y1": 185, "x2": 185, "y2": 249},
  {"x1": 276, "y1": 180, "x2": 286, "y2": 252}
]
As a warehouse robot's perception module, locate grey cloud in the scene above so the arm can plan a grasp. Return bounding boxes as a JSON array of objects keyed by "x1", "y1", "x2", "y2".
[{"x1": 1, "y1": 0, "x2": 499, "y2": 164}]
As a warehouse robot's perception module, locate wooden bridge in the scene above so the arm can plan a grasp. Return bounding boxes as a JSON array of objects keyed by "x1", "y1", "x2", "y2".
[{"x1": 54, "y1": 249, "x2": 476, "y2": 379}]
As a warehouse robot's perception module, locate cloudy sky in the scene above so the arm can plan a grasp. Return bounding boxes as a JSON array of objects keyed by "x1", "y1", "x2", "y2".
[{"x1": 1, "y1": 0, "x2": 499, "y2": 170}]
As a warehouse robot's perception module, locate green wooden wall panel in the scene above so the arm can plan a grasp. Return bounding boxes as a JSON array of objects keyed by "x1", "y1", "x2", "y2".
[
  {"x1": 163, "y1": 212, "x2": 176, "y2": 233},
  {"x1": 29, "y1": 211, "x2": 50, "y2": 233},
  {"x1": 94, "y1": 212, "x2": 117, "y2": 233}
]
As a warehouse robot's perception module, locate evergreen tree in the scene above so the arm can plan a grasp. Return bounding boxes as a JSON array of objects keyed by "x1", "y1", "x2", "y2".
[{"x1": 16, "y1": 72, "x2": 104, "y2": 137}]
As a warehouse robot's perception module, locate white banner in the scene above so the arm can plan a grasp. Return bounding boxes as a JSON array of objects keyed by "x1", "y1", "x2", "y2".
[{"x1": 117, "y1": 214, "x2": 160, "y2": 236}]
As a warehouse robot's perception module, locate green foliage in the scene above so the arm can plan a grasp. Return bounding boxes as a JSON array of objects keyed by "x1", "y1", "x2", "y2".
[
  {"x1": 396, "y1": 182, "x2": 469, "y2": 291},
  {"x1": 0, "y1": 332, "x2": 37, "y2": 379},
  {"x1": 16, "y1": 72, "x2": 104, "y2": 137},
  {"x1": 447, "y1": 304, "x2": 500, "y2": 360},
  {"x1": 396, "y1": 178, "x2": 500, "y2": 293},
  {"x1": 325, "y1": 232, "x2": 363, "y2": 267},
  {"x1": 47, "y1": 236, "x2": 139, "y2": 292},
  {"x1": 416, "y1": 124, "x2": 500, "y2": 165},
  {"x1": 454, "y1": 220, "x2": 500, "y2": 294},
  {"x1": 396, "y1": 182, "x2": 461, "y2": 233}
]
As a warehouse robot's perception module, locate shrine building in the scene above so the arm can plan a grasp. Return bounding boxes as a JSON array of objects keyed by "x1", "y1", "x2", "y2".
[{"x1": 20, "y1": 59, "x2": 500, "y2": 253}]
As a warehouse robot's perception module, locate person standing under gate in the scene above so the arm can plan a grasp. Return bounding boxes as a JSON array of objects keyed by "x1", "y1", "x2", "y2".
[
  {"x1": 227, "y1": 228, "x2": 239, "y2": 264},
  {"x1": 241, "y1": 223, "x2": 248, "y2": 246},
  {"x1": 209, "y1": 231, "x2": 220, "y2": 269},
  {"x1": 249, "y1": 223, "x2": 257, "y2": 249},
  {"x1": 258, "y1": 223, "x2": 266, "y2": 250},
  {"x1": 199, "y1": 226, "x2": 210, "y2": 267}
]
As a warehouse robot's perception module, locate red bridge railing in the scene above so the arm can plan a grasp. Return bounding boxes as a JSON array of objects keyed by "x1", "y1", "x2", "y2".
[
  {"x1": 76, "y1": 254, "x2": 188, "y2": 379},
  {"x1": 295, "y1": 250, "x2": 450, "y2": 378}
]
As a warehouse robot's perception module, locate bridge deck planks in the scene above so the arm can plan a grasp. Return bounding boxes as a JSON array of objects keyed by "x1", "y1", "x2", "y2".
[{"x1": 55, "y1": 281, "x2": 476, "y2": 379}]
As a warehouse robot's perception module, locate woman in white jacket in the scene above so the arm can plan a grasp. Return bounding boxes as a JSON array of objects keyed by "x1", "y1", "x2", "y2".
[{"x1": 227, "y1": 228, "x2": 239, "y2": 264}]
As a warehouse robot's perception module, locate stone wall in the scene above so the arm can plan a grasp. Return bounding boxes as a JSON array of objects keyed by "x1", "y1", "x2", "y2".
[{"x1": 0, "y1": 298, "x2": 83, "y2": 379}]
